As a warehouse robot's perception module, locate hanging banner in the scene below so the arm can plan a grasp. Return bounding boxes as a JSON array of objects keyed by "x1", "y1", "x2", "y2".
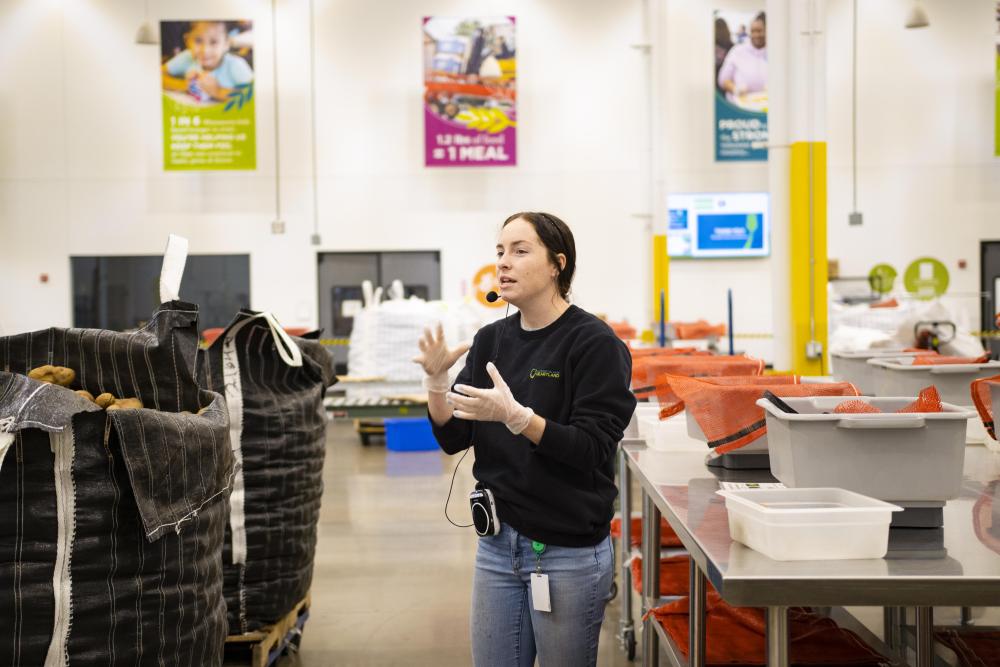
[
  {"x1": 995, "y1": 2, "x2": 999, "y2": 156},
  {"x1": 714, "y1": 10, "x2": 768, "y2": 161},
  {"x1": 423, "y1": 16, "x2": 517, "y2": 167},
  {"x1": 160, "y1": 20, "x2": 256, "y2": 170}
]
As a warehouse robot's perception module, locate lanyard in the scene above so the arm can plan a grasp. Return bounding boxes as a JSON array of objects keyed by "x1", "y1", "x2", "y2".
[{"x1": 532, "y1": 540, "x2": 546, "y2": 572}]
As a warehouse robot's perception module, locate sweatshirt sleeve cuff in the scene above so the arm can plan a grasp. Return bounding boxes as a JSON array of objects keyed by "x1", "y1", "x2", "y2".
[{"x1": 430, "y1": 414, "x2": 472, "y2": 454}]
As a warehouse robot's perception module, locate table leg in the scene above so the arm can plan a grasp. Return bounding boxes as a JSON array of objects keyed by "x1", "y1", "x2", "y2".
[
  {"x1": 915, "y1": 607, "x2": 934, "y2": 667},
  {"x1": 960, "y1": 606, "x2": 973, "y2": 626},
  {"x1": 642, "y1": 493, "x2": 660, "y2": 666},
  {"x1": 883, "y1": 606, "x2": 901, "y2": 654},
  {"x1": 765, "y1": 606, "x2": 789, "y2": 667},
  {"x1": 618, "y1": 446, "x2": 635, "y2": 657},
  {"x1": 689, "y1": 562, "x2": 706, "y2": 667}
]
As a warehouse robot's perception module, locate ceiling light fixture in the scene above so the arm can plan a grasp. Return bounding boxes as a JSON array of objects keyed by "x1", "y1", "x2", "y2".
[
  {"x1": 135, "y1": 0, "x2": 158, "y2": 45},
  {"x1": 904, "y1": 3, "x2": 929, "y2": 29}
]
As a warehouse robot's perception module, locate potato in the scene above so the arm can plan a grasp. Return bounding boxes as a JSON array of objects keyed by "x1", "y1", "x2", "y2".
[
  {"x1": 114, "y1": 398, "x2": 143, "y2": 410},
  {"x1": 105, "y1": 404, "x2": 122, "y2": 412},
  {"x1": 95, "y1": 393, "x2": 116, "y2": 409},
  {"x1": 27, "y1": 365, "x2": 76, "y2": 387},
  {"x1": 75, "y1": 390, "x2": 95, "y2": 403},
  {"x1": 51, "y1": 367, "x2": 75, "y2": 387}
]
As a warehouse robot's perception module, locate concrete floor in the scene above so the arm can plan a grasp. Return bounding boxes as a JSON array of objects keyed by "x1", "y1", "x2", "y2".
[{"x1": 282, "y1": 419, "x2": 636, "y2": 667}]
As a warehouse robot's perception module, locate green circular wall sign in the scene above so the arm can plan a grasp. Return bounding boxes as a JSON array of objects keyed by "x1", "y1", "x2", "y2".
[
  {"x1": 903, "y1": 257, "x2": 949, "y2": 300},
  {"x1": 868, "y1": 264, "x2": 897, "y2": 295}
]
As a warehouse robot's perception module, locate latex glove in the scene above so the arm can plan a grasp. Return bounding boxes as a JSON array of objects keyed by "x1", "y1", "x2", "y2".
[
  {"x1": 448, "y1": 362, "x2": 534, "y2": 435},
  {"x1": 412, "y1": 323, "x2": 471, "y2": 393}
]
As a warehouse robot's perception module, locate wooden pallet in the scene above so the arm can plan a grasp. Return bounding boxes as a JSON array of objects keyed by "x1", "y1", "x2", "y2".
[{"x1": 224, "y1": 593, "x2": 311, "y2": 667}]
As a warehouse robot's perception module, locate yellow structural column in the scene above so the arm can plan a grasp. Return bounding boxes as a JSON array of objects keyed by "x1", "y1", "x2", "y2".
[
  {"x1": 789, "y1": 142, "x2": 828, "y2": 375},
  {"x1": 652, "y1": 234, "x2": 669, "y2": 329}
]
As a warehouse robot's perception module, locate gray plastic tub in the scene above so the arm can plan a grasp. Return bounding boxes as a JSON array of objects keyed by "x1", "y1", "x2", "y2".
[
  {"x1": 866, "y1": 357, "x2": 1000, "y2": 405},
  {"x1": 831, "y1": 349, "x2": 920, "y2": 394},
  {"x1": 757, "y1": 396, "x2": 975, "y2": 503}
]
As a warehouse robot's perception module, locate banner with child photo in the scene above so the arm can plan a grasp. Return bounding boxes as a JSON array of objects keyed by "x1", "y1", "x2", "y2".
[{"x1": 160, "y1": 20, "x2": 256, "y2": 170}]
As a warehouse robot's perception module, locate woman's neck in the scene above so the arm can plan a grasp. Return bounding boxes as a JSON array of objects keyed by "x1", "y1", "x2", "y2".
[{"x1": 518, "y1": 293, "x2": 570, "y2": 331}]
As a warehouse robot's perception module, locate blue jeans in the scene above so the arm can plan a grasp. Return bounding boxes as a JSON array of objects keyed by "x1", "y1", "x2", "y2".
[{"x1": 471, "y1": 523, "x2": 614, "y2": 667}]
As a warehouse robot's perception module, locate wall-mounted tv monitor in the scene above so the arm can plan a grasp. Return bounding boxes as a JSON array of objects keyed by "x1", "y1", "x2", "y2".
[{"x1": 667, "y1": 192, "x2": 770, "y2": 258}]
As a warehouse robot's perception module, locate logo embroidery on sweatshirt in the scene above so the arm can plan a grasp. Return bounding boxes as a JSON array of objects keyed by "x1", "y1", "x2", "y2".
[{"x1": 529, "y1": 368, "x2": 561, "y2": 380}]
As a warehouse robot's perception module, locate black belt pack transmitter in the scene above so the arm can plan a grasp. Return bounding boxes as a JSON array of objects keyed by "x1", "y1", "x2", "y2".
[{"x1": 469, "y1": 484, "x2": 500, "y2": 536}]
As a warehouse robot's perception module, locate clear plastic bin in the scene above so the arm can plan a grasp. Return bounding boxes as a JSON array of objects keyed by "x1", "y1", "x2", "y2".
[
  {"x1": 717, "y1": 487, "x2": 901, "y2": 561},
  {"x1": 756, "y1": 396, "x2": 975, "y2": 503},
  {"x1": 639, "y1": 414, "x2": 705, "y2": 452}
]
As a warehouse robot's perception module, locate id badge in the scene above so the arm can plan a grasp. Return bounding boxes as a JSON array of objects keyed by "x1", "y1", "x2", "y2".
[{"x1": 530, "y1": 573, "x2": 551, "y2": 612}]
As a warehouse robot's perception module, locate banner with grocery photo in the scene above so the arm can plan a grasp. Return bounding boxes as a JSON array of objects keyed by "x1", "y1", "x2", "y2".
[
  {"x1": 160, "y1": 20, "x2": 256, "y2": 170},
  {"x1": 423, "y1": 16, "x2": 517, "y2": 167},
  {"x1": 714, "y1": 10, "x2": 768, "y2": 161}
]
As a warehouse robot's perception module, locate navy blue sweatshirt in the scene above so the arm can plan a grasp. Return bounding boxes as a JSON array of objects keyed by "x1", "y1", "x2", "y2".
[{"x1": 431, "y1": 305, "x2": 636, "y2": 547}]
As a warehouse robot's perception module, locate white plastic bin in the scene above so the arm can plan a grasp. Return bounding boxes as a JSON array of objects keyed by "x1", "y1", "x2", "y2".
[
  {"x1": 639, "y1": 414, "x2": 705, "y2": 452},
  {"x1": 625, "y1": 404, "x2": 662, "y2": 438},
  {"x1": 757, "y1": 396, "x2": 975, "y2": 503},
  {"x1": 830, "y1": 349, "x2": 920, "y2": 394},
  {"x1": 717, "y1": 487, "x2": 901, "y2": 561}
]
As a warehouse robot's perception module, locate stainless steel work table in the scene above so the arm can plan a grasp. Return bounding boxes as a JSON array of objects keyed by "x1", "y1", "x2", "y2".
[{"x1": 619, "y1": 436, "x2": 1000, "y2": 667}]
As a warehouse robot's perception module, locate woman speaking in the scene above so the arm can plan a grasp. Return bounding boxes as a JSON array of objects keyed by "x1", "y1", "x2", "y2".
[{"x1": 413, "y1": 212, "x2": 636, "y2": 666}]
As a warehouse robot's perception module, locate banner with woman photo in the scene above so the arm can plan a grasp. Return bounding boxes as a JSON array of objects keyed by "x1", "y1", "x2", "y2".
[
  {"x1": 714, "y1": 10, "x2": 768, "y2": 161},
  {"x1": 160, "y1": 20, "x2": 256, "y2": 170},
  {"x1": 423, "y1": 16, "x2": 517, "y2": 167}
]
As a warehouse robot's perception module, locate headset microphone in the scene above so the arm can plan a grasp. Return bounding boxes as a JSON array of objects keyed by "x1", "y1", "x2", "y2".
[{"x1": 486, "y1": 290, "x2": 501, "y2": 303}]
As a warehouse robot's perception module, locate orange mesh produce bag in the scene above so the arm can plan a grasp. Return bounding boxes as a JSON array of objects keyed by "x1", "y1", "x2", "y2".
[
  {"x1": 646, "y1": 592, "x2": 888, "y2": 666},
  {"x1": 869, "y1": 298, "x2": 898, "y2": 309},
  {"x1": 833, "y1": 386, "x2": 943, "y2": 415},
  {"x1": 656, "y1": 375, "x2": 801, "y2": 420},
  {"x1": 667, "y1": 375, "x2": 859, "y2": 456},
  {"x1": 971, "y1": 375, "x2": 999, "y2": 440},
  {"x1": 912, "y1": 354, "x2": 990, "y2": 365},
  {"x1": 630, "y1": 556, "x2": 694, "y2": 596},
  {"x1": 610, "y1": 515, "x2": 683, "y2": 549},
  {"x1": 630, "y1": 346, "x2": 706, "y2": 359},
  {"x1": 609, "y1": 321, "x2": 637, "y2": 340},
  {"x1": 635, "y1": 355, "x2": 765, "y2": 400},
  {"x1": 631, "y1": 348, "x2": 712, "y2": 389},
  {"x1": 672, "y1": 320, "x2": 727, "y2": 340}
]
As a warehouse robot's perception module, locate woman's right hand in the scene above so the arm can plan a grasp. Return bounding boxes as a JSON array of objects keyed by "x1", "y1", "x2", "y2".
[{"x1": 413, "y1": 323, "x2": 471, "y2": 393}]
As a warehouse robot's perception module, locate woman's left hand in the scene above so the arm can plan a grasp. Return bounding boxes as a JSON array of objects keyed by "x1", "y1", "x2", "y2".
[{"x1": 448, "y1": 362, "x2": 534, "y2": 435}]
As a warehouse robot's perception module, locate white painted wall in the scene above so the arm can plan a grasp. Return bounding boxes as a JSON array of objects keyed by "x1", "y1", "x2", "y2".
[
  {"x1": 825, "y1": 0, "x2": 998, "y2": 335},
  {"x1": 0, "y1": 0, "x2": 996, "y2": 358},
  {"x1": 0, "y1": 0, "x2": 647, "y2": 335},
  {"x1": 660, "y1": 0, "x2": 999, "y2": 362},
  {"x1": 658, "y1": 0, "x2": 773, "y2": 359}
]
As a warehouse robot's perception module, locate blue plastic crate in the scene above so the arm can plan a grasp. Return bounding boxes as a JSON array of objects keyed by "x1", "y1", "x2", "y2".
[{"x1": 384, "y1": 417, "x2": 439, "y2": 452}]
